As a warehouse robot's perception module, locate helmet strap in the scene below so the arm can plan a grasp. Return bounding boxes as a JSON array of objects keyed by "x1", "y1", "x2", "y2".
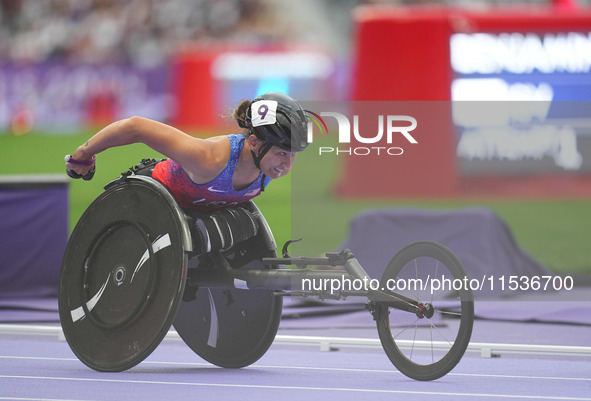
[
  {"x1": 251, "y1": 141, "x2": 273, "y2": 191},
  {"x1": 260, "y1": 174, "x2": 267, "y2": 192},
  {"x1": 250, "y1": 141, "x2": 273, "y2": 169}
]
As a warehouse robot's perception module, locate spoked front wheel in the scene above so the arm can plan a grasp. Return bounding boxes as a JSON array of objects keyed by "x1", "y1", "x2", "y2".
[{"x1": 375, "y1": 241, "x2": 474, "y2": 381}]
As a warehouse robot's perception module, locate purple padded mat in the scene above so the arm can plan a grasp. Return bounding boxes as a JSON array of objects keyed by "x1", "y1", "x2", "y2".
[
  {"x1": 337, "y1": 207, "x2": 551, "y2": 299},
  {"x1": 0, "y1": 183, "x2": 68, "y2": 299},
  {"x1": 0, "y1": 298, "x2": 59, "y2": 323}
]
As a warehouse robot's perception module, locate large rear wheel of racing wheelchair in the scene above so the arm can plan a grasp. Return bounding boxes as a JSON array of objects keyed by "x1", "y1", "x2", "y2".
[
  {"x1": 173, "y1": 203, "x2": 283, "y2": 369},
  {"x1": 58, "y1": 176, "x2": 192, "y2": 372},
  {"x1": 375, "y1": 241, "x2": 474, "y2": 381}
]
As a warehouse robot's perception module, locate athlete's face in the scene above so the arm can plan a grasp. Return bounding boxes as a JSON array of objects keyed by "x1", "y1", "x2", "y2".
[{"x1": 260, "y1": 145, "x2": 297, "y2": 179}]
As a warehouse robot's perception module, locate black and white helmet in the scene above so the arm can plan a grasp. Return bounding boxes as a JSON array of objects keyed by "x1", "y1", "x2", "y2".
[{"x1": 245, "y1": 92, "x2": 308, "y2": 153}]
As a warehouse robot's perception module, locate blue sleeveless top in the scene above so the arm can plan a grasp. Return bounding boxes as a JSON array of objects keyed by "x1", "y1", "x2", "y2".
[{"x1": 152, "y1": 134, "x2": 271, "y2": 211}]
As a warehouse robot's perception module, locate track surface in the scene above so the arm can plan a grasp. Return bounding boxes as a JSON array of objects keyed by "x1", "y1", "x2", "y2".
[{"x1": 1, "y1": 323, "x2": 590, "y2": 401}]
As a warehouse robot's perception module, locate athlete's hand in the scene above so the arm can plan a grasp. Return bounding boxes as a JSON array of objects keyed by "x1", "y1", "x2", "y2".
[{"x1": 65, "y1": 154, "x2": 96, "y2": 181}]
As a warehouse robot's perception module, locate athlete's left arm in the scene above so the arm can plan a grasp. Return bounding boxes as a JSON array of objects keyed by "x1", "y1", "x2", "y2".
[{"x1": 67, "y1": 117, "x2": 224, "y2": 179}]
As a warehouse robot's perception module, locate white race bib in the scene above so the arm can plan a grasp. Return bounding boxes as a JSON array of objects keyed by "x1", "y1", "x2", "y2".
[{"x1": 251, "y1": 100, "x2": 278, "y2": 127}]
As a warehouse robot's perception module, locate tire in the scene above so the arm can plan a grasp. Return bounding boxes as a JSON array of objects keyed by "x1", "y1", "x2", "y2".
[{"x1": 375, "y1": 241, "x2": 474, "y2": 381}]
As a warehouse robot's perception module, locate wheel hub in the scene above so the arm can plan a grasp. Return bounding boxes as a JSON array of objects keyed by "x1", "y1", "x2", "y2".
[{"x1": 416, "y1": 303, "x2": 435, "y2": 319}]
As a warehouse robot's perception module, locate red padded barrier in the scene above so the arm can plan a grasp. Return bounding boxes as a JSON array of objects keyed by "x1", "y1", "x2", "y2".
[{"x1": 172, "y1": 49, "x2": 219, "y2": 130}]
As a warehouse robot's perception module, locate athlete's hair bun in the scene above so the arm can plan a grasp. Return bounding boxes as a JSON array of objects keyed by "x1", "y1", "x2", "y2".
[{"x1": 233, "y1": 100, "x2": 252, "y2": 129}]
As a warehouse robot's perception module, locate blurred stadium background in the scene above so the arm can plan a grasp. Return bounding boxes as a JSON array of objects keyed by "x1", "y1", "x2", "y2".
[{"x1": 2, "y1": 0, "x2": 591, "y2": 300}]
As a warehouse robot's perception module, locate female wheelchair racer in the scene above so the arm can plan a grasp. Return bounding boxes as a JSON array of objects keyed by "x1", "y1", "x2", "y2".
[
  {"x1": 65, "y1": 91, "x2": 306, "y2": 211},
  {"x1": 61, "y1": 92, "x2": 474, "y2": 381},
  {"x1": 65, "y1": 91, "x2": 306, "y2": 263}
]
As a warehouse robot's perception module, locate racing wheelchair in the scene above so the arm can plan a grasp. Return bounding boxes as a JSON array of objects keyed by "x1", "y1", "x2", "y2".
[{"x1": 58, "y1": 174, "x2": 474, "y2": 381}]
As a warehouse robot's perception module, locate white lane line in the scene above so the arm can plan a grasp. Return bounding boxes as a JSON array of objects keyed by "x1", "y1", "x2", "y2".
[
  {"x1": 0, "y1": 356, "x2": 77, "y2": 362},
  {"x1": 152, "y1": 360, "x2": 591, "y2": 382},
  {"x1": 1, "y1": 355, "x2": 590, "y2": 382},
  {"x1": 0, "y1": 398, "x2": 96, "y2": 401},
  {"x1": 0, "y1": 375, "x2": 590, "y2": 400}
]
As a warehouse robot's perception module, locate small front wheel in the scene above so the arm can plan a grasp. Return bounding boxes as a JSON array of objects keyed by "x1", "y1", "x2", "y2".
[{"x1": 375, "y1": 241, "x2": 474, "y2": 381}]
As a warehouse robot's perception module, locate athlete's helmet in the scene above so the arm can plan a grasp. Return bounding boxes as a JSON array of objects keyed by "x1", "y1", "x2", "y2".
[{"x1": 245, "y1": 92, "x2": 308, "y2": 152}]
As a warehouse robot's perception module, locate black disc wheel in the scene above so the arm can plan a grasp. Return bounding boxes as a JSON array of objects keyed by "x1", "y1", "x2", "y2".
[
  {"x1": 58, "y1": 177, "x2": 190, "y2": 372},
  {"x1": 174, "y1": 243, "x2": 282, "y2": 369},
  {"x1": 174, "y1": 201, "x2": 283, "y2": 369},
  {"x1": 375, "y1": 241, "x2": 474, "y2": 381}
]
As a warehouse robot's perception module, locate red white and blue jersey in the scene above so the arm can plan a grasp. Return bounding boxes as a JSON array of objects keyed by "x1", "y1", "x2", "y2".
[{"x1": 152, "y1": 134, "x2": 270, "y2": 211}]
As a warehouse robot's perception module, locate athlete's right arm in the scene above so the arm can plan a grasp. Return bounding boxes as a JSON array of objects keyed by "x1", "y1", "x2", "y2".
[{"x1": 67, "y1": 116, "x2": 223, "y2": 179}]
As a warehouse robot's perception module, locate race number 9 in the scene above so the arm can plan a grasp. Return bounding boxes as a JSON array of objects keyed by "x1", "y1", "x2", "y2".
[
  {"x1": 251, "y1": 100, "x2": 277, "y2": 127},
  {"x1": 258, "y1": 104, "x2": 269, "y2": 120}
]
